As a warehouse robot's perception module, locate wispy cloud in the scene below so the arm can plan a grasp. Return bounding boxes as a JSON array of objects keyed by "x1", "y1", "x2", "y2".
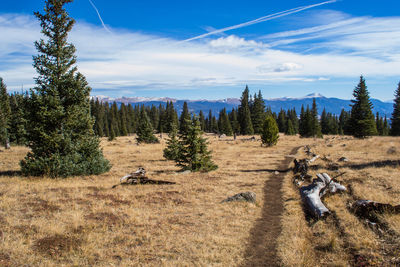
[
  {"x1": 181, "y1": 0, "x2": 338, "y2": 42},
  {"x1": 88, "y1": 0, "x2": 112, "y2": 34},
  {"x1": 0, "y1": 11, "x2": 400, "y2": 100}
]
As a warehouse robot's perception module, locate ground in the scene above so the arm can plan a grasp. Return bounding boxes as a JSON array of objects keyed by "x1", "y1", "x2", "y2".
[{"x1": 0, "y1": 134, "x2": 399, "y2": 266}]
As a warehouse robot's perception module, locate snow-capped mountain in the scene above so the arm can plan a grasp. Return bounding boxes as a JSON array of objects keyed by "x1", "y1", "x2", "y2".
[{"x1": 91, "y1": 94, "x2": 393, "y2": 117}]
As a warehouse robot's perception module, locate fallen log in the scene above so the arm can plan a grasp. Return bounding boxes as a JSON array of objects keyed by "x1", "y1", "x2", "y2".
[
  {"x1": 300, "y1": 173, "x2": 346, "y2": 218},
  {"x1": 350, "y1": 200, "x2": 400, "y2": 216},
  {"x1": 112, "y1": 168, "x2": 176, "y2": 188}
]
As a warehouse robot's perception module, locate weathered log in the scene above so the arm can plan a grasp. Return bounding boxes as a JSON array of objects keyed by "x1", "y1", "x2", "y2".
[
  {"x1": 112, "y1": 168, "x2": 176, "y2": 188},
  {"x1": 300, "y1": 173, "x2": 346, "y2": 218},
  {"x1": 350, "y1": 200, "x2": 400, "y2": 216}
]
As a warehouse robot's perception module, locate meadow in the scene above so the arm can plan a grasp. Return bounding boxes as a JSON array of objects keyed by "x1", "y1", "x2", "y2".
[{"x1": 0, "y1": 134, "x2": 399, "y2": 266}]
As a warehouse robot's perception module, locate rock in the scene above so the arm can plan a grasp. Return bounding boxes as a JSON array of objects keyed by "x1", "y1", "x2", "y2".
[
  {"x1": 221, "y1": 192, "x2": 256, "y2": 203},
  {"x1": 342, "y1": 144, "x2": 346, "y2": 147},
  {"x1": 387, "y1": 147, "x2": 397, "y2": 154},
  {"x1": 274, "y1": 171, "x2": 279, "y2": 175},
  {"x1": 327, "y1": 144, "x2": 333, "y2": 147},
  {"x1": 338, "y1": 157, "x2": 349, "y2": 162},
  {"x1": 219, "y1": 134, "x2": 226, "y2": 138}
]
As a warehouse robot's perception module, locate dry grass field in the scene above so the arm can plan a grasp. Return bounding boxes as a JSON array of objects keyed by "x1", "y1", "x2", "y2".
[{"x1": 0, "y1": 134, "x2": 399, "y2": 266}]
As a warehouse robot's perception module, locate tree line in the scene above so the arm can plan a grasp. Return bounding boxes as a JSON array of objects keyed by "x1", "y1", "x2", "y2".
[{"x1": 0, "y1": 76, "x2": 399, "y2": 148}]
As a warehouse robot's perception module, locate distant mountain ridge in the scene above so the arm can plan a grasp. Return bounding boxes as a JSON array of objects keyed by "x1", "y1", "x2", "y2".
[{"x1": 92, "y1": 93, "x2": 394, "y2": 117}]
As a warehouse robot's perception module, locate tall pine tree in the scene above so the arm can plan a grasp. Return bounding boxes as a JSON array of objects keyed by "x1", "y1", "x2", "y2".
[
  {"x1": 349, "y1": 76, "x2": 377, "y2": 138},
  {"x1": 390, "y1": 82, "x2": 400, "y2": 136},
  {"x1": 0, "y1": 78, "x2": 11, "y2": 147},
  {"x1": 21, "y1": 0, "x2": 110, "y2": 177},
  {"x1": 238, "y1": 85, "x2": 254, "y2": 135},
  {"x1": 136, "y1": 106, "x2": 159, "y2": 144}
]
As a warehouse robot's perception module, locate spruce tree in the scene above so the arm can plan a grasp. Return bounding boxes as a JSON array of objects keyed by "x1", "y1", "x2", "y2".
[
  {"x1": 218, "y1": 108, "x2": 233, "y2": 136},
  {"x1": 251, "y1": 90, "x2": 266, "y2": 134},
  {"x1": 285, "y1": 119, "x2": 296, "y2": 135},
  {"x1": 136, "y1": 106, "x2": 159, "y2": 144},
  {"x1": 0, "y1": 78, "x2": 11, "y2": 147},
  {"x1": 261, "y1": 115, "x2": 279, "y2": 146},
  {"x1": 179, "y1": 101, "x2": 191, "y2": 134},
  {"x1": 311, "y1": 99, "x2": 322, "y2": 138},
  {"x1": 21, "y1": 0, "x2": 110, "y2": 177},
  {"x1": 163, "y1": 122, "x2": 181, "y2": 161},
  {"x1": 9, "y1": 94, "x2": 27, "y2": 145},
  {"x1": 177, "y1": 117, "x2": 217, "y2": 172},
  {"x1": 229, "y1": 108, "x2": 240, "y2": 135},
  {"x1": 238, "y1": 85, "x2": 254, "y2": 135},
  {"x1": 390, "y1": 82, "x2": 400, "y2": 136},
  {"x1": 277, "y1": 109, "x2": 287, "y2": 133},
  {"x1": 349, "y1": 76, "x2": 377, "y2": 138}
]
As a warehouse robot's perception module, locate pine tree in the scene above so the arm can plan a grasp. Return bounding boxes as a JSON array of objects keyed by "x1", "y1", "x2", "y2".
[
  {"x1": 9, "y1": 94, "x2": 27, "y2": 145},
  {"x1": 179, "y1": 101, "x2": 191, "y2": 134},
  {"x1": 261, "y1": 115, "x2": 279, "y2": 146},
  {"x1": 136, "y1": 106, "x2": 159, "y2": 144},
  {"x1": 349, "y1": 76, "x2": 377, "y2": 138},
  {"x1": 21, "y1": 0, "x2": 110, "y2": 177},
  {"x1": 229, "y1": 108, "x2": 240, "y2": 135},
  {"x1": 238, "y1": 85, "x2": 254, "y2": 135},
  {"x1": 218, "y1": 108, "x2": 233, "y2": 136},
  {"x1": 199, "y1": 110, "x2": 206, "y2": 131},
  {"x1": 390, "y1": 82, "x2": 400, "y2": 136},
  {"x1": 311, "y1": 98, "x2": 322, "y2": 138},
  {"x1": 251, "y1": 90, "x2": 266, "y2": 134},
  {"x1": 163, "y1": 122, "x2": 181, "y2": 161},
  {"x1": 285, "y1": 119, "x2": 296, "y2": 135},
  {"x1": 0, "y1": 78, "x2": 11, "y2": 147},
  {"x1": 176, "y1": 116, "x2": 217, "y2": 172},
  {"x1": 320, "y1": 108, "x2": 329, "y2": 134},
  {"x1": 108, "y1": 124, "x2": 116, "y2": 141},
  {"x1": 277, "y1": 109, "x2": 287, "y2": 133}
]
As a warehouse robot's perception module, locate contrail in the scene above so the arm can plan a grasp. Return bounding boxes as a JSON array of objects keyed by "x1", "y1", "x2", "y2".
[
  {"x1": 181, "y1": 0, "x2": 338, "y2": 43},
  {"x1": 88, "y1": 0, "x2": 112, "y2": 33}
]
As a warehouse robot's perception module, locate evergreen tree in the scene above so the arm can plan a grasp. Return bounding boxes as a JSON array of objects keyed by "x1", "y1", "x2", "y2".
[
  {"x1": 163, "y1": 122, "x2": 181, "y2": 161},
  {"x1": 376, "y1": 112, "x2": 384, "y2": 136},
  {"x1": 176, "y1": 116, "x2": 218, "y2": 172},
  {"x1": 261, "y1": 115, "x2": 279, "y2": 146},
  {"x1": 136, "y1": 106, "x2": 159, "y2": 144},
  {"x1": 277, "y1": 109, "x2": 287, "y2": 133},
  {"x1": 218, "y1": 108, "x2": 233, "y2": 136},
  {"x1": 21, "y1": 0, "x2": 110, "y2": 177},
  {"x1": 383, "y1": 116, "x2": 390, "y2": 136},
  {"x1": 9, "y1": 94, "x2": 27, "y2": 145},
  {"x1": 119, "y1": 103, "x2": 129, "y2": 136},
  {"x1": 238, "y1": 85, "x2": 254, "y2": 135},
  {"x1": 311, "y1": 98, "x2": 322, "y2": 138},
  {"x1": 251, "y1": 90, "x2": 265, "y2": 134},
  {"x1": 285, "y1": 119, "x2": 296, "y2": 135},
  {"x1": 320, "y1": 108, "x2": 329, "y2": 134},
  {"x1": 179, "y1": 101, "x2": 191, "y2": 134},
  {"x1": 349, "y1": 76, "x2": 377, "y2": 138},
  {"x1": 199, "y1": 110, "x2": 206, "y2": 131},
  {"x1": 339, "y1": 109, "x2": 351, "y2": 135},
  {"x1": 108, "y1": 124, "x2": 116, "y2": 141},
  {"x1": 390, "y1": 82, "x2": 400, "y2": 136},
  {"x1": 229, "y1": 108, "x2": 240, "y2": 135},
  {"x1": 0, "y1": 78, "x2": 11, "y2": 147}
]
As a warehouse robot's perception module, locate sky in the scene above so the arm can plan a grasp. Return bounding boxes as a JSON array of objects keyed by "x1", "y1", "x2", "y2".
[{"x1": 1, "y1": 0, "x2": 400, "y2": 101}]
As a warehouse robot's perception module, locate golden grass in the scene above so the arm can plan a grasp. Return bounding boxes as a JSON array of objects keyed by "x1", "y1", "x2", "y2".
[{"x1": 0, "y1": 135, "x2": 399, "y2": 266}]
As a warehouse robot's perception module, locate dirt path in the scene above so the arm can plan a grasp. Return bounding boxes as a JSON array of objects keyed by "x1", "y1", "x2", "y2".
[{"x1": 242, "y1": 146, "x2": 301, "y2": 266}]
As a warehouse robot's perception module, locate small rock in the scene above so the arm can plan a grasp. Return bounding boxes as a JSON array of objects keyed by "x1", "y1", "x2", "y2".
[
  {"x1": 274, "y1": 171, "x2": 279, "y2": 175},
  {"x1": 338, "y1": 157, "x2": 349, "y2": 162},
  {"x1": 221, "y1": 192, "x2": 256, "y2": 203},
  {"x1": 327, "y1": 144, "x2": 333, "y2": 147},
  {"x1": 219, "y1": 134, "x2": 226, "y2": 138},
  {"x1": 387, "y1": 147, "x2": 397, "y2": 154},
  {"x1": 342, "y1": 144, "x2": 346, "y2": 147}
]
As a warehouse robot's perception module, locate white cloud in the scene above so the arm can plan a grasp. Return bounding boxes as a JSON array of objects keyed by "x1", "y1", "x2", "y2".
[{"x1": 0, "y1": 12, "x2": 400, "y2": 95}]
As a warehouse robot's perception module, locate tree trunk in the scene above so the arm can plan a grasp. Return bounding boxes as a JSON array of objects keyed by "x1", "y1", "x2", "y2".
[{"x1": 300, "y1": 173, "x2": 346, "y2": 218}]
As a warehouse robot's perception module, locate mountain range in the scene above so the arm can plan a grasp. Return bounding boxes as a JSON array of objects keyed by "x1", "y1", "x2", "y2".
[{"x1": 92, "y1": 93, "x2": 394, "y2": 118}]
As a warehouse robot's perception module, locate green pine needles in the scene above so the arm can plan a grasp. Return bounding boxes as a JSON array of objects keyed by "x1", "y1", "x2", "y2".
[
  {"x1": 261, "y1": 115, "x2": 279, "y2": 146},
  {"x1": 349, "y1": 76, "x2": 377, "y2": 138},
  {"x1": 164, "y1": 116, "x2": 218, "y2": 172},
  {"x1": 21, "y1": 0, "x2": 110, "y2": 177},
  {"x1": 136, "y1": 106, "x2": 159, "y2": 144}
]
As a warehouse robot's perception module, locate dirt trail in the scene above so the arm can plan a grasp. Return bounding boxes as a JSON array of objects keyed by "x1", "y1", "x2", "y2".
[{"x1": 242, "y1": 146, "x2": 301, "y2": 267}]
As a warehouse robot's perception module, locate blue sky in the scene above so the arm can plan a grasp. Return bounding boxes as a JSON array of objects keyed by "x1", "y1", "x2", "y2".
[{"x1": 1, "y1": 0, "x2": 400, "y2": 101}]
